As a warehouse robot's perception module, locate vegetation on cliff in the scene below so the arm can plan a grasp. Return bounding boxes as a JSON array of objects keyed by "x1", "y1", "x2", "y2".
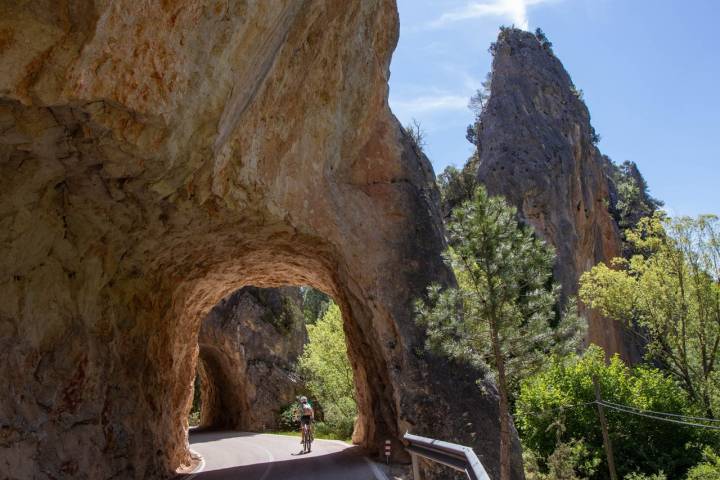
[
  {"x1": 606, "y1": 160, "x2": 665, "y2": 256},
  {"x1": 416, "y1": 186, "x2": 583, "y2": 480}
]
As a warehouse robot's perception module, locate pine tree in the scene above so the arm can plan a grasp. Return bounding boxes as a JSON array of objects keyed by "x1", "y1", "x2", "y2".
[{"x1": 416, "y1": 186, "x2": 582, "y2": 480}]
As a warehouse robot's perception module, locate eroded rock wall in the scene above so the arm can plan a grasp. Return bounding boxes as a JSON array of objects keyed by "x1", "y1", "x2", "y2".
[
  {"x1": 197, "y1": 286, "x2": 305, "y2": 431},
  {"x1": 475, "y1": 29, "x2": 637, "y2": 361},
  {"x1": 0, "y1": 1, "x2": 520, "y2": 479}
]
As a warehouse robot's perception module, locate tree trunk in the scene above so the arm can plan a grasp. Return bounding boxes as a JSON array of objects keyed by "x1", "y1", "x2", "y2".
[{"x1": 490, "y1": 318, "x2": 511, "y2": 480}]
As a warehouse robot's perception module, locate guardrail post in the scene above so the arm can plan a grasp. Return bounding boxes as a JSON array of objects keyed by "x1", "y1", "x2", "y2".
[{"x1": 411, "y1": 452, "x2": 421, "y2": 480}]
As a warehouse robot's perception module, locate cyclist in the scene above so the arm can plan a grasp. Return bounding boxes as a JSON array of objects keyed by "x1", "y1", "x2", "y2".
[{"x1": 295, "y1": 396, "x2": 314, "y2": 450}]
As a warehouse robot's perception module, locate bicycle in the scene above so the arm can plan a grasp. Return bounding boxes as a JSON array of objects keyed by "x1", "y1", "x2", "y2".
[{"x1": 301, "y1": 421, "x2": 313, "y2": 453}]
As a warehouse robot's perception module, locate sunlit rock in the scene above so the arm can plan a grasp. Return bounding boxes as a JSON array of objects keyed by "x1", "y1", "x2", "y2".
[{"x1": 0, "y1": 1, "x2": 519, "y2": 478}]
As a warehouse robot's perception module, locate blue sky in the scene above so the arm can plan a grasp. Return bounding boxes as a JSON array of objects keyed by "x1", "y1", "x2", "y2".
[{"x1": 389, "y1": 0, "x2": 719, "y2": 217}]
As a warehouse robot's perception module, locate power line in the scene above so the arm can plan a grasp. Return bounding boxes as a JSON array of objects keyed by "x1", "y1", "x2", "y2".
[
  {"x1": 600, "y1": 399, "x2": 720, "y2": 423},
  {"x1": 599, "y1": 401, "x2": 720, "y2": 431},
  {"x1": 514, "y1": 401, "x2": 597, "y2": 418},
  {"x1": 517, "y1": 399, "x2": 720, "y2": 430}
]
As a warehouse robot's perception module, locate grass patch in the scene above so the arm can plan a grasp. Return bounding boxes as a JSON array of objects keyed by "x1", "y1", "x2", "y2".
[{"x1": 268, "y1": 430, "x2": 352, "y2": 443}]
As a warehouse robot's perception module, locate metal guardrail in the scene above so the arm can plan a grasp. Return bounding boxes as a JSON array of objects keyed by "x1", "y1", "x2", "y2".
[{"x1": 403, "y1": 432, "x2": 491, "y2": 480}]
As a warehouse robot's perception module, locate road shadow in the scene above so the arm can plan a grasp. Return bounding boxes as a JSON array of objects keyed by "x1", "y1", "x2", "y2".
[
  {"x1": 178, "y1": 445, "x2": 378, "y2": 480},
  {"x1": 189, "y1": 430, "x2": 264, "y2": 444}
]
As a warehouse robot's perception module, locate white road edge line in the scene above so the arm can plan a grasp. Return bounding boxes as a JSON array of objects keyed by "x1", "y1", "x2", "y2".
[
  {"x1": 257, "y1": 442, "x2": 275, "y2": 480},
  {"x1": 185, "y1": 448, "x2": 205, "y2": 479},
  {"x1": 304, "y1": 437, "x2": 389, "y2": 480},
  {"x1": 364, "y1": 457, "x2": 391, "y2": 480}
]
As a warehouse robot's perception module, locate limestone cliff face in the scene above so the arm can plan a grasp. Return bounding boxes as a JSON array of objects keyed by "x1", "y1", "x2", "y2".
[
  {"x1": 198, "y1": 287, "x2": 305, "y2": 431},
  {"x1": 475, "y1": 29, "x2": 636, "y2": 360},
  {"x1": 0, "y1": 2, "x2": 520, "y2": 479}
]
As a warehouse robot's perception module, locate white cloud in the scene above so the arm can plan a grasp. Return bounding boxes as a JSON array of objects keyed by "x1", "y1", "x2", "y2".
[
  {"x1": 390, "y1": 94, "x2": 469, "y2": 114},
  {"x1": 430, "y1": 0, "x2": 561, "y2": 31}
]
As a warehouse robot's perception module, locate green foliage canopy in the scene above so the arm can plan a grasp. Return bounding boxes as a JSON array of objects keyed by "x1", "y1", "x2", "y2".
[
  {"x1": 685, "y1": 447, "x2": 720, "y2": 480},
  {"x1": 416, "y1": 186, "x2": 582, "y2": 392},
  {"x1": 610, "y1": 161, "x2": 664, "y2": 233},
  {"x1": 580, "y1": 214, "x2": 720, "y2": 417},
  {"x1": 415, "y1": 186, "x2": 582, "y2": 480},
  {"x1": 301, "y1": 287, "x2": 330, "y2": 324},
  {"x1": 297, "y1": 302, "x2": 356, "y2": 434},
  {"x1": 516, "y1": 346, "x2": 699, "y2": 480},
  {"x1": 436, "y1": 157, "x2": 479, "y2": 220}
]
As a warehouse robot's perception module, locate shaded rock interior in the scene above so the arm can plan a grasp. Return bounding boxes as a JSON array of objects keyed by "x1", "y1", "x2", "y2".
[{"x1": 197, "y1": 286, "x2": 306, "y2": 431}]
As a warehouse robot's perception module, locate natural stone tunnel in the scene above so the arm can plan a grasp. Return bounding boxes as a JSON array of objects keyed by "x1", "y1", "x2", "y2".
[
  {"x1": 0, "y1": 1, "x2": 521, "y2": 479},
  {"x1": 196, "y1": 286, "x2": 306, "y2": 431}
]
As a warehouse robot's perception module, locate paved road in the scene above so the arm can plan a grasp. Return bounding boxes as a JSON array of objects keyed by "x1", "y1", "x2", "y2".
[{"x1": 186, "y1": 431, "x2": 387, "y2": 480}]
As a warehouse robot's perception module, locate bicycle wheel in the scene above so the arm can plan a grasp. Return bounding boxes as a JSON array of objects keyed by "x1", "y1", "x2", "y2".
[{"x1": 304, "y1": 428, "x2": 312, "y2": 452}]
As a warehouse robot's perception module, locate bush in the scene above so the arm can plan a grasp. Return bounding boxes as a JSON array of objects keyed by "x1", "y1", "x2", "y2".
[
  {"x1": 278, "y1": 402, "x2": 300, "y2": 431},
  {"x1": 314, "y1": 417, "x2": 355, "y2": 441},
  {"x1": 188, "y1": 411, "x2": 201, "y2": 427},
  {"x1": 516, "y1": 346, "x2": 701, "y2": 479},
  {"x1": 624, "y1": 473, "x2": 666, "y2": 480},
  {"x1": 525, "y1": 438, "x2": 598, "y2": 480},
  {"x1": 686, "y1": 448, "x2": 720, "y2": 480}
]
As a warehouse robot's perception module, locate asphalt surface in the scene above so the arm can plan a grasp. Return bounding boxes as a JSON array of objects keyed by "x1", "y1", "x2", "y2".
[{"x1": 186, "y1": 431, "x2": 388, "y2": 480}]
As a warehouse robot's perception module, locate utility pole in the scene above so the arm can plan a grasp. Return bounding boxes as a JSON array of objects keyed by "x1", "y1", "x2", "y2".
[{"x1": 593, "y1": 375, "x2": 618, "y2": 480}]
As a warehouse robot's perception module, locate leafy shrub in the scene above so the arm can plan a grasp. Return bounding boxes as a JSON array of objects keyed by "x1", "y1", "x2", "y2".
[
  {"x1": 685, "y1": 448, "x2": 720, "y2": 480},
  {"x1": 278, "y1": 402, "x2": 300, "y2": 431},
  {"x1": 301, "y1": 287, "x2": 330, "y2": 324},
  {"x1": 525, "y1": 439, "x2": 598, "y2": 480},
  {"x1": 188, "y1": 411, "x2": 201, "y2": 427},
  {"x1": 516, "y1": 346, "x2": 701, "y2": 479},
  {"x1": 624, "y1": 473, "x2": 666, "y2": 480},
  {"x1": 314, "y1": 417, "x2": 355, "y2": 441},
  {"x1": 188, "y1": 373, "x2": 202, "y2": 427}
]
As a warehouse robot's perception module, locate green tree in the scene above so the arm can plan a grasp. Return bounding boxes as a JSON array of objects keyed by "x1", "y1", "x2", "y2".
[
  {"x1": 415, "y1": 186, "x2": 582, "y2": 480},
  {"x1": 685, "y1": 447, "x2": 720, "y2": 480},
  {"x1": 612, "y1": 161, "x2": 664, "y2": 230},
  {"x1": 297, "y1": 302, "x2": 356, "y2": 436},
  {"x1": 534, "y1": 28, "x2": 554, "y2": 53},
  {"x1": 525, "y1": 438, "x2": 597, "y2": 480},
  {"x1": 465, "y1": 72, "x2": 492, "y2": 157},
  {"x1": 606, "y1": 160, "x2": 664, "y2": 255},
  {"x1": 301, "y1": 287, "x2": 330, "y2": 324},
  {"x1": 436, "y1": 156, "x2": 479, "y2": 219},
  {"x1": 516, "y1": 346, "x2": 699, "y2": 479},
  {"x1": 580, "y1": 214, "x2": 720, "y2": 417}
]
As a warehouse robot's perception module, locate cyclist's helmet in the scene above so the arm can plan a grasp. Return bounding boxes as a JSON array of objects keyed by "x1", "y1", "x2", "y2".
[{"x1": 300, "y1": 396, "x2": 308, "y2": 403}]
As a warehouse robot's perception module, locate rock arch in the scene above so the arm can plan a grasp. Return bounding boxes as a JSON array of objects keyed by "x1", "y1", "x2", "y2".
[{"x1": 0, "y1": 1, "x2": 520, "y2": 479}]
